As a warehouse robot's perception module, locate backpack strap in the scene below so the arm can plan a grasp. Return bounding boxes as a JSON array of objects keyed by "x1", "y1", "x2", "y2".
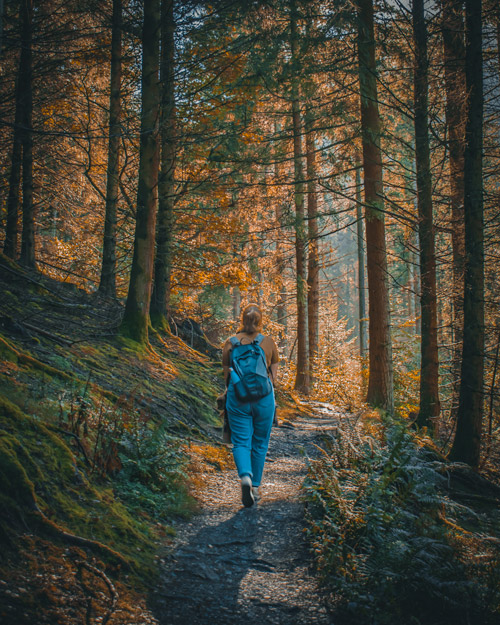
[
  {"x1": 254, "y1": 333, "x2": 264, "y2": 346},
  {"x1": 254, "y1": 334, "x2": 269, "y2": 372},
  {"x1": 228, "y1": 336, "x2": 239, "y2": 369},
  {"x1": 254, "y1": 334, "x2": 273, "y2": 381}
]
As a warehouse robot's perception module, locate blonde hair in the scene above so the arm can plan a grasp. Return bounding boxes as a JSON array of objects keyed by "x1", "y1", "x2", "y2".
[{"x1": 238, "y1": 303, "x2": 263, "y2": 334}]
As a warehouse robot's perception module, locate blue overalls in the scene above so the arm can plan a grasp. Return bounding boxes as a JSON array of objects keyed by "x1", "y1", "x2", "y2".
[{"x1": 226, "y1": 368, "x2": 275, "y2": 487}]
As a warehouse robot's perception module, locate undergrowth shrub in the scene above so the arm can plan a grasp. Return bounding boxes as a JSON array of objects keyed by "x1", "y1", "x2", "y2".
[
  {"x1": 303, "y1": 415, "x2": 500, "y2": 625},
  {"x1": 392, "y1": 323, "x2": 420, "y2": 419},
  {"x1": 279, "y1": 314, "x2": 362, "y2": 410},
  {"x1": 57, "y1": 388, "x2": 192, "y2": 521},
  {"x1": 114, "y1": 416, "x2": 191, "y2": 520}
]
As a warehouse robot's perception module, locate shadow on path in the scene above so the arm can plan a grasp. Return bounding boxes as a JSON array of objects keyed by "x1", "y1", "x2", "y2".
[{"x1": 150, "y1": 410, "x2": 338, "y2": 624}]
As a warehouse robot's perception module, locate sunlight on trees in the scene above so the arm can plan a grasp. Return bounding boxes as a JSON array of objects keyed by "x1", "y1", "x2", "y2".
[{"x1": 0, "y1": 0, "x2": 499, "y2": 467}]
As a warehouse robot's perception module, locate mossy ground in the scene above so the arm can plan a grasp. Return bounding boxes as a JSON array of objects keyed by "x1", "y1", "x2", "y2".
[{"x1": 0, "y1": 255, "x2": 226, "y2": 623}]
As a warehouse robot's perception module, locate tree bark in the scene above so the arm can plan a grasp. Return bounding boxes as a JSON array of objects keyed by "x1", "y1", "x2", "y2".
[
  {"x1": 413, "y1": 0, "x2": 440, "y2": 432},
  {"x1": 99, "y1": 0, "x2": 122, "y2": 298},
  {"x1": 450, "y1": 0, "x2": 484, "y2": 468},
  {"x1": 357, "y1": 0, "x2": 393, "y2": 412},
  {"x1": 496, "y1": 3, "x2": 500, "y2": 83},
  {"x1": 355, "y1": 160, "x2": 367, "y2": 358},
  {"x1": 290, "y1": 0, "x2": 309, "y2": 394},
  {"x1": 441, "y1": 0, "x2": 466, "y2": 420},
  {"x1": 120, "y1": 0, "x2": 160, "y2": 343},
  {"x1": 150, "y1": 0, "x2": 176, "y2": 328},
  {"x1": 18, "y1": 0, "x2": 35, "y2": 268},
  {"x1": 232, "y1": 286, "x2": 241, "y2": 322},
  {"x1": 4, "y1": 80, "x2": 23, "y2": 259},
  {"x1": 0, "y1": 0, "x2": 4, "y2": 55},
  {"x1": 306, "y1": 115, "x2": 319, "y2": 383},
  {"x1": 273, "y1": 122, "x2": 288, "y2": 349},
  {"x1": 3, "y1": 0, "x2": 25, "y2": 259}
]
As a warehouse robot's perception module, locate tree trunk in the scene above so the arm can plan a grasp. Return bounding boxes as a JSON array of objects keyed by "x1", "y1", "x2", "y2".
[
  {"x1": 276, "y1": 273, "x2": 288, "y2": 350},
  {"x1": 290, "y1": 0, "x2": 309, "y2": 394},
  {"x1": 99, "y1": 0, "x2": 122, "y2": 298},
  {"x1": 486, "y1": 331, "x2": 500, "y2": 456},
  {"x1": 496, "y1": 3, "x2": 500, "y2": 83},
  {"x1": 357, "y1": 0, "x2": 393, "y2": 412},
  {"x1": 150, "y1": 0, "x2": 176, "y2": 328},
  {"x1": 0, "y1": 0, "x2": 4, "y2": 55},
  {"x1": 407, "y1": 244, "x2": 415, "y2": 324},
  {"x1": 232, "y1": 286, "x2": 241, "y2": 322},
  {"x1": 18, "y1": 0, "x2": 35, "y2": 268},
  {"x1": 273, "y1": 121, "x2": 288, "y2": 350},
  {"x1": 120, "y1": 0, "x2": 160, "y2": 343},
  {"x1": 4, "y1": 82, "x2": 23, "y2": 259},
  {"x1": 412, "y1": 228, "x2": 421, "y2": 336},
  {"x1": 306, "y1": 116, "x2": 319, "y2": 383},
  {"x1": 450, "y1": 0, "x2": 484, "y2": 468},
  {"x1": 413, "y1": 0, "x2": 440, "y2": 432},
  {"x1": 355, "y1": 160, "x2": 367, "y2": 358},
  {"x1": 441, "y1": 0, "x2": 466, "y2": 420}
]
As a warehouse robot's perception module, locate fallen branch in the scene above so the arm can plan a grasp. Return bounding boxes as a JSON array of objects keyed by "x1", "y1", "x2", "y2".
[
  {"x1": 288, "y1": 393, "x2": 316, "y2": 417},
  {"x1": 20, "y1": 320, "x2": 73, "y2": 346}
]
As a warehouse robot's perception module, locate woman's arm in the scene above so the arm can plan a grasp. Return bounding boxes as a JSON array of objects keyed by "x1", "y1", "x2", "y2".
[{"x1": 270, "y1": 362, "x2": 278, "y2": 383}]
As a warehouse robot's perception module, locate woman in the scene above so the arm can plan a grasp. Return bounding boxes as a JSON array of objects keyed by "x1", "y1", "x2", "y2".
[{"x1": 222, "y1": 303, "x2": 279, "y2": 507}]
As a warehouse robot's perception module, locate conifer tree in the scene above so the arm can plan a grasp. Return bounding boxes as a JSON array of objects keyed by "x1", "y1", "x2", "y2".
[
  {"x1": 355, "y1": 159, "x2": 367, "y2": 358},
  {"x1": 413, "y1": 0, "x2": 440, "y2": 431},
  {"x1": 450, "y1": 0, "x2": 484, "y2": 467},
  {"x1": 441, "y1": 0, "x2": 466, "y2": 419},
  {"x1": 357, "y1": 0, "x2": 394, "y2": 412},
  {"x1": 290, "y1": 0, "x2": 310, "y2": 394},
  {"x1": 120, "y1": 0, "x2": 160, "y2": 343},
  {"x1": 150, "y1": 0, "x2": 176, "y2": 328},
  {"x1": 4, "y1": 0, "x2": 34, "y2": 264},
  {"x1": 18, "y1": 0, "x2": 34, "y2": 268},
  {"x1": 99, "y1": 0, "x2": 123, "y2": 297}
]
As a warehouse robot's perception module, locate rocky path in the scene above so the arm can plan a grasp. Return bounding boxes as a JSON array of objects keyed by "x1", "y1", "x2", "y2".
[{"x1": 150, "y1": 404, "x2": 340, "y2": 625}]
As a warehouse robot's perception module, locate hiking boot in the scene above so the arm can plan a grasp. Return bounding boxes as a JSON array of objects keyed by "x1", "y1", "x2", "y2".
[
  {"x1": 252, "y1": 487, "x2": 260, "y2": 503},
  {"x1": 241, "y1": 475, "x2": 254, "y2": 507}
]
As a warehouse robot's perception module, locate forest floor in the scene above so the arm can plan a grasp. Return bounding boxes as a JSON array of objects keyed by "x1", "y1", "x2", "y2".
[
  {"x1": 0, "y1": 254, "x2": 341, "y2": 624},
  {"x1": 150, "y1": 402, "x2": 340, "y2": 625},
  {"x1": 2, "y1": 255, "x2": 500, "y2": 624}
]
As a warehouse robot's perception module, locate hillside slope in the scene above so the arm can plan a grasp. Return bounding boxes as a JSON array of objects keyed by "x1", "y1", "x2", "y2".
[{"x1": 0, "y1": 254, "x2": 225, "y2": 624}]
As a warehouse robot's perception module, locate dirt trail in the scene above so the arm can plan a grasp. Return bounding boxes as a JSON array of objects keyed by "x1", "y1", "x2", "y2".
[{"x1": 150, "y1": 404, "x2": 340, "y2": 625}]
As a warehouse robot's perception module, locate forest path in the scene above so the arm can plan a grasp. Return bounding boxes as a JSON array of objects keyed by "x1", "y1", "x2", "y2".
[{"x1": 150, "y1": 403, "x2": 340, "y2": 625}]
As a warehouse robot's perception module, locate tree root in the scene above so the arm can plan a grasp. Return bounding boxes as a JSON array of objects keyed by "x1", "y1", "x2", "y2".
[
  {"x1": 444, "y1": 463, "x2": 500, "y2": 499},
  {"x1": 444, "y1": 491, "x2": 500, "y2": 507},
  {"x1": 31, "y1": 503, "x2": 130, "y2": 570},
  {"x1": 76, "y1": 559, "x2": 118, "y2": 625}
]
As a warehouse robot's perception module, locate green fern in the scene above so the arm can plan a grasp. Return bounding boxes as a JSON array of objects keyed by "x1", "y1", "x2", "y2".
[{"x1": 303, "y1": 416, "x2": 500, "y2": 624}]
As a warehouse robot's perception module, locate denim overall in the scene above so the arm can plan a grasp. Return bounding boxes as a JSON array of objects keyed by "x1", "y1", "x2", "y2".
[{"x1": 226, "y1": 368, "x2": 275, "y2": 487}]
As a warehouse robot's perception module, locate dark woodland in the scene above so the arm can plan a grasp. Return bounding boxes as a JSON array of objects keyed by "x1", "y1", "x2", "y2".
[{"x1": 0, "y1": 0, "x2": 499, "y2": 623}]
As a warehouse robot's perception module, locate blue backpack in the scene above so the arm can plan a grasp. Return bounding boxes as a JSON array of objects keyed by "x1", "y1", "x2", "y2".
[{"x1": 229, "y1": 334, "x2": 273, "y2": 403}]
